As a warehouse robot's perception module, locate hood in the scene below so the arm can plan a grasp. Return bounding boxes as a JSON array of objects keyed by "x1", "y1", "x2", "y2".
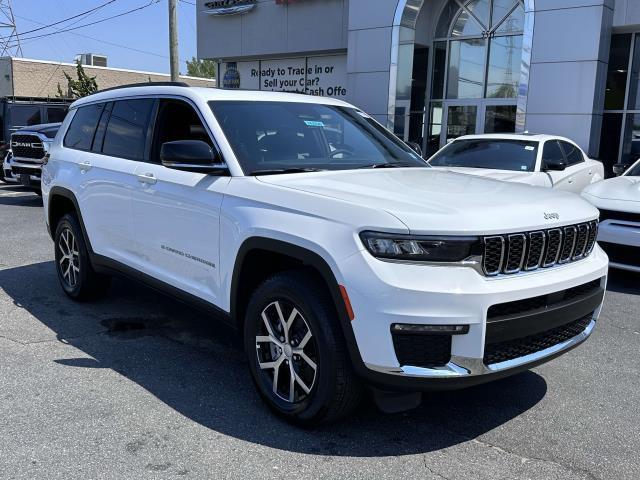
[
  {"x1": 582, "y1": 175, "x2": 640, "y2": 214},
  {"x1": 582, "y1": 175, "x2": 640, "y2": 203},
  {"x1": 258, "y1": 168, "x2": 598, "y2": 235},
  {"x1": 14, "y1": 122, "x2": 62, "y2": 138},
  {"x1": 429, "y1": 166, "x2": 536, "y2": 184}
]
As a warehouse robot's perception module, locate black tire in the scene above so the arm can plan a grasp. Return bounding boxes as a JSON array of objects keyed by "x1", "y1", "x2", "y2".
[
  {"x1": 54, "y1": 213, "x2": 111, "y2": 301},
  {"x1": 244, "y1": 270, "x2": 362, "y2": 426}
]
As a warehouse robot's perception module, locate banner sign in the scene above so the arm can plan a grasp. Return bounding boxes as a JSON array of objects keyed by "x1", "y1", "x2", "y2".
[{"x1": 219, "y1": 55, "x2": 347, "y2": 99}]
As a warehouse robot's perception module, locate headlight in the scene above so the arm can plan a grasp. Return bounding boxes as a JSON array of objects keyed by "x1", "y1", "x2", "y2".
[{"x1": 360, "y1": 231, "x2": 481, "y2": 262}]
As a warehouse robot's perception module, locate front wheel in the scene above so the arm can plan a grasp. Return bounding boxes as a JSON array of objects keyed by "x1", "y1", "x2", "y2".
[
  {"x1": 54, "y1": 213, "x2": 111, "y2": 301},
  {"x1": 244, "y1": 270, "x2": 362, "y2": 426}
]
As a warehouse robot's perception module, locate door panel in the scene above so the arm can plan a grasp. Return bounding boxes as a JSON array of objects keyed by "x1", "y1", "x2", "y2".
[
  {"x1": 129, "y1": 98, "x2": 230, "y2": 305},
  {"x1": 131, "y1": 164, "x2": 230, "y2": 304}
]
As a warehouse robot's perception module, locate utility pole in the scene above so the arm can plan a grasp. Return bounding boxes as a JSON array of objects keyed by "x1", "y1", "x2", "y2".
[{"x1": 168, "y1": 0, "x2": 179, "y2": 82}]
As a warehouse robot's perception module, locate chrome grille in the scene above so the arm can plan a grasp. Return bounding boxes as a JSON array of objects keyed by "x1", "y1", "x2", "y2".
[
  {"x1": 11, "y1": 134, "x2": 45, "y2": 160},
  {"x1": 482, "y1": 221, "x2": 598, "y2": 276}
]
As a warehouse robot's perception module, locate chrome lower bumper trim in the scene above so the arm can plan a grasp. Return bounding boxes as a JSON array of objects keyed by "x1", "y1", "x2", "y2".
[{"x1": 366, "y1": 319, "x2": 596, "y2": 379}]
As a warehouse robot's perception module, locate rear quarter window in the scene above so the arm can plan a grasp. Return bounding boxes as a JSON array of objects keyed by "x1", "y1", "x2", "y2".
[
  {"x1": 102, "y1": 99, "x2": 155, "y2": 161},
  {"x1": 63, "y1": 104, "x2": 104, "y2": 151}
]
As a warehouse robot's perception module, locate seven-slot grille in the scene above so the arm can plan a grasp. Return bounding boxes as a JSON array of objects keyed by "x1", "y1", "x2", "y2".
[
  {"x1": 482, "y1": 221, "x2": 598, "y2": 276},
  {"x1": 10, "y1": 134, "x2": 45, "y2": 160}
]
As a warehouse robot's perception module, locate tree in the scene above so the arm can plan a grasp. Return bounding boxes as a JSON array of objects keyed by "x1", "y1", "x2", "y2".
[
  {"x1": 56, "y1": 62, "x2": 99, "y2": 99},
  {"x1": 186, "y1": 57, "x2": 216, "y2": 79}
]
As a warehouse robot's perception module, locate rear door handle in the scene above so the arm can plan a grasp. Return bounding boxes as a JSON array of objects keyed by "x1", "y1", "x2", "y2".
[
  {"x1": 78, "y1": 161, "x2": 92, "y2": 172},
  {"x1": 137, "y1": 172, "x2": 157, "y2": 185}
]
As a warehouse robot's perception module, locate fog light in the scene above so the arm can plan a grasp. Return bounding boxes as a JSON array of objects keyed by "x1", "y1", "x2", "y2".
[{"x1": 391, "y1": 324, "x2": 469, "y2": 335}]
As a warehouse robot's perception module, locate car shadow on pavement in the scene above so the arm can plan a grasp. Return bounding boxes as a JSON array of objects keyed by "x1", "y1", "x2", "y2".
[
  {"x1": 0, "y1": 261, "x2": 548, "y2": 457},
  {"x1": 606, "y1": 268, "x2": 640, "y2": 294}
]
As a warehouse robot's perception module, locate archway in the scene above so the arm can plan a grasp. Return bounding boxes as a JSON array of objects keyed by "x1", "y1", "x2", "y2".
[{"x1": 389, "y1": 0, "x2": 534, "y2": 155}]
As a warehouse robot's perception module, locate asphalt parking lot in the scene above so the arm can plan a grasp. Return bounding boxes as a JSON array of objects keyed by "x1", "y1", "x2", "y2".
[{"x1": 0, "y1": 183, "x2": 639, "y2": 480}]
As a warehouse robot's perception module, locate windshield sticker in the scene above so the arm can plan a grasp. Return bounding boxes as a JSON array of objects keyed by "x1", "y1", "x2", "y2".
[
  {"x1": 521, "y1": 166, "x2": 527, "y2": 170},
  {"x1": 304, "y1": 120, "x2": 325, "y2": 127},
  {"x1": 524, "y1": 146, "x2": 535, "y2": 151}
]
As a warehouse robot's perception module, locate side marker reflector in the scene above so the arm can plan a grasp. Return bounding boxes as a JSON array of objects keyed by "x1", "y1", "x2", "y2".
[{"x1": 339, "y1": 285, "x2": 355, "y2": 321}]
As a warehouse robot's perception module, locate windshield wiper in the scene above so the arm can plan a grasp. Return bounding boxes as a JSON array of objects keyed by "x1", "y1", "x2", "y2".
[
  {"x1": 249, "y1": 167, "x2": 327, "y2": 176},
  {"x1": 357, "y1": 162, "x2": 416, "y2": 169}
]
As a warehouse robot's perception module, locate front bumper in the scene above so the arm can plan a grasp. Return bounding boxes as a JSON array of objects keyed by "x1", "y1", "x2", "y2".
[
  {"x1": 598, "y1": 219, "x2": 640, "y2": 272},
  {"x1": 340, "y1": 245, "x2": 608, "y2": 390}
]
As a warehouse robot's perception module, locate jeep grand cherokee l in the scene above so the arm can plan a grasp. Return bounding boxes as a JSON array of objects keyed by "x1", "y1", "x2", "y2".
[{"x1": 42, "y1": 84, "x2": 608, "y2": 425}]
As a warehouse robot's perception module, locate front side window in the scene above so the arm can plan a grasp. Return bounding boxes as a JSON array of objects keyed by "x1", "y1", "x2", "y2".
[
  {"x1": 428, "y1": 138, "x2": 538, "y2": 172},
  {"x1": 560, "y1": 141, "x2": 584, "y2": 166},
  {"x1": 152, "y1": 99, "x2": 213, "y2": 163},
  {"x1": 102, "y1": 99, "x2": 155, "y2": 161},
  {"x1": 209, "y1": 101, "x2": 426, "y2": 174},
  {"x1": 10, "y1": 105, "x2": 41, "y2": 131},
  {"x1": 63, "y1": 103, "x2": 104, "y2": 151}
]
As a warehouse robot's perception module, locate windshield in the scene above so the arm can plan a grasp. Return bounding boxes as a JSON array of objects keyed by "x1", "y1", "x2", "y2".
[
  {"x1": 209, "y1": 101, "x2": 426, "y2": 174},
  {"x1": 627, "y1": 159, "x2": 640, "y2": 176},
  {"x1": 429, "y1": 139, "x2": 539, "y2": 172}
]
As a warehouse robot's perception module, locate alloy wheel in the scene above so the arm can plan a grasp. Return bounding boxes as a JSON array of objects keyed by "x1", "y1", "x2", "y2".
[
  {"x1": 255, "y1": 300, "x2": 318, "y2": 403},
  {"x1": 58, "y1": 227, "x2": 80, "y2": 288}
]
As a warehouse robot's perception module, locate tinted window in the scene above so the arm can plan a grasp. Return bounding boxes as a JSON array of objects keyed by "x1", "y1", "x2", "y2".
[
  {"x1": 542, "y1": 140, "x2": 564, "y2": 165},
  {"x1": 560, "y1": 141, "x2": 584, "y2": 166},
  {"x1": 627, "y1": 160, "x2": 640, "y2": 176},
  {"x1": 102, "y1": 99, "x2": 155, "y2": 161},
  {"x1": 429, "y1": 139, "x2": 539, "y2": 172},
  {"x1": 46, "y1": 106, "x2": 68, "y2": 123},
  {"x1": 152, "y1": 99, "x2": 212, "y2": 163},
  {"x1": 63, "y1": 104, "x2": 104, "y2": 151},
  {"x1": 10, "y1": 105, "x2": 41, "y2": 131},
  {"x1": 209, "y1": 101, "x2": 425, "y2": 174}
]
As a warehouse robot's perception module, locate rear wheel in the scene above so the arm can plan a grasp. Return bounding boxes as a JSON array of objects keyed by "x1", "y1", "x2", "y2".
[
  {"x1": 244, "y1": 270, "x2": 362, "y2": 426},
  {"x1": 54, "y1": 213, "x2": 111, "y2": 301}
]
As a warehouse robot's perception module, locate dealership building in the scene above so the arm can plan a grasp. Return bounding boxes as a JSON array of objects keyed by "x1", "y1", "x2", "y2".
[{"x1": 198, "y1": 0, "x2": 640, "y2": 174}]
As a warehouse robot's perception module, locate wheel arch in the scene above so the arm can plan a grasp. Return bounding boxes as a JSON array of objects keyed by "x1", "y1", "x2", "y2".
[
  {"x1": 230, "y1": 237, "x2": 364, "y2": 368},
  {"x1": 48, "y1": 186, "x2": 94, "y2": 253}
]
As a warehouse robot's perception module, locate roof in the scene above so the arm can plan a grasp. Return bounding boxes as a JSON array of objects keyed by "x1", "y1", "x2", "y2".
[
  {"x1": 71, "y1": 85, "x2": 354, "y2": 109},
  {"x1": 453, "y1": 133, "x2": 576, "y2": 143},
  {"x1": 2, "y1": 56, "x2": 215, "y2": 83}
]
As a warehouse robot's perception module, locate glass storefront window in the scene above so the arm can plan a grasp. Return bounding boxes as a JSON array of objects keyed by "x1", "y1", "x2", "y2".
[
  {"x1": 604, "y1": 34, "x2": 631, "y2": 110},
  {"x1": 485, "y1": 105, "x2": 516, "y2": 133},
  {"x1": 627, "y1": 35, "x2": 640, "y2": 111},
  {"x1": 495, "y1": 4, "x2": 524, "y2": 34},
  {"x1": 446, "y1": 105, "x2": 478, "y2": 141},
  {"x1": 427, "y1": 102, "x2": 443, "y2": 156},
  {"x1": 465, "y1": 0, "x2": 490, "y2": 29},
  {"x1": 447, "y1": 38, "x2": 487, "y2": 99},
  {"x1": 491, "y1": 0, "x2": 516, "y2": 27},
  {"x1": 486, "y1": 35, "x2": 522, "y2": 98},
  {"x1": 451, "y1": 9, "x2": 483, "y2": 37},
  {"x1": 432, "y1": 42, "x2": 447, "y2": 99},
  {"x1": 436, "y1": 0, "x2": 460, "y2": 39},
  {"x1": 621, "y1": 113, "x2": 640, "y2": 165}
]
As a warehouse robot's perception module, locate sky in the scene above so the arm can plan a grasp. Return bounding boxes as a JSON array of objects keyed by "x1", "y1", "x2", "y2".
[{"x1": 9, "y1": 0, "x2": 198, "y2": 75}]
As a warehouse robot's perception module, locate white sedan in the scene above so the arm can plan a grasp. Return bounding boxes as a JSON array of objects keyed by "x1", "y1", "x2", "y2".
[
  {"x1": 427, "y1": 134, "x2": 604, "y2": 193},
  {"x1": 582, "y1": 158, "x2": 640, "y2": 272}
]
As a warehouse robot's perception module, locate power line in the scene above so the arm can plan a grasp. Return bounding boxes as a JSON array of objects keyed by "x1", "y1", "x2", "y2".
[
  {"x1": 8, "y1": 0, "x2": 160, "y2": 46},
  {"x1": 17, "y1": 0, "x2": 117, "y2": 37}
]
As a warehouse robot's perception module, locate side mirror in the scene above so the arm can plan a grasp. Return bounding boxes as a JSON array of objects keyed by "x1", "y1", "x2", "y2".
[
  {"x1": 160, "y1": 140, "x2": 228, "y2": 175},
  {"x1": 613, "y1": 163, "x2": 631, "y2": 176},
  {"x1": 407, "y1": 141, "x2": 423, "y2": 157},
  {"x1": 543, "y1": 158, "x2": 566, "y2": 171}
]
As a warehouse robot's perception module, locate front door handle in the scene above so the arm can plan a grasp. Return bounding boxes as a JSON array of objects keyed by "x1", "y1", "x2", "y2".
[
  {"x1": 137, "y1": 172, "x2": 157, "y2": 185},
  {"x1": 78, "y1": 161, "x2": 92, "y2": 172}
]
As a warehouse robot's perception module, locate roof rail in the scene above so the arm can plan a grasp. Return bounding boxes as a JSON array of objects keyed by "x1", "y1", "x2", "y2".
[{"x1": 96, "y1": 81, "x2": 189, "y2": 94}]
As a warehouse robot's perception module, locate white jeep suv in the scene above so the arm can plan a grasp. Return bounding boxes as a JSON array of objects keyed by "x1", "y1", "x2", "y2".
[{"x1": 42, "y1": 84, "x2": 608, "y2": 425}]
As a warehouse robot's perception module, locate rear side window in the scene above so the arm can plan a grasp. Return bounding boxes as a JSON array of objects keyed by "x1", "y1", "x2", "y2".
[
  {"x1": 102, "y1": 99, "x2": 155, "y2": 161},
  {"x1": 46, "y1": 106, "x2": 68, "y2": 123},
  {"x1": 560, "y1": 141, "x2": 584, "y2": 166},
  {"x1": 64, "y1": 104, "x2": 104, "y2": 151},
  {"x1": 10, "y1": 105, "x2": 41, "y2": 131}
]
